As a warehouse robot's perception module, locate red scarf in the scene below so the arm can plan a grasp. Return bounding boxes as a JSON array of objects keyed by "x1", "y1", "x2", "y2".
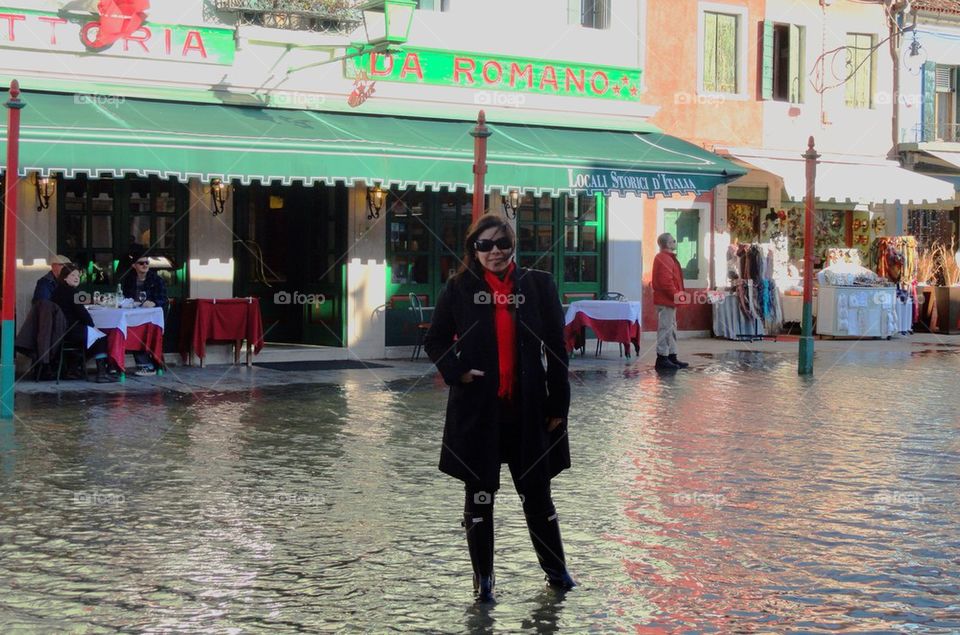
[{"x1": 483, "y1": 262, "x2": 517, "y2": 401}]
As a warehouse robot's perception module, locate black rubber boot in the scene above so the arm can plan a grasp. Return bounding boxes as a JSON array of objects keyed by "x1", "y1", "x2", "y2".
[
  {"x1": 668, "y1": 354, "x2": 689, "y2": 369},
  {"x1": 524, "y1": 509, "x2": 577, "y2": 590},
  {"x1": 95, "y1": 359, "x2": 118, "y2": 383},
  {"x1": 655, "y1": 354, "x2": 679, "y2": 370},
  {"x1": 463, "y1": 512, "x2": 495, "y2": 602}
]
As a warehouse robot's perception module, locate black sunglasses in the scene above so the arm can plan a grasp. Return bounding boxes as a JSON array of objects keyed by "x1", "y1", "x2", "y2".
[
  {"x1": 135, "y1": 260, "x2": 150, "y2": 266},
  {"x1": 474, "y1": 237, "x2": 513, "y2": 253}
]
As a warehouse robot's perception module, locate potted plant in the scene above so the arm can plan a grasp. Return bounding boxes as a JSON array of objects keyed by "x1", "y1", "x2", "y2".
[{"x1": 931, "y1": 243, "x2": 960, "y2": 334}]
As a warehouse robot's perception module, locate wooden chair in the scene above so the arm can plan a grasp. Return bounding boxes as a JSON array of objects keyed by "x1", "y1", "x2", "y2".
[
  {"x1": 596, "y1": 291, "x2": 626, "y2": 357},
  {"x1": 408, "y1": 293, "x2": 431, "y2": 361}
]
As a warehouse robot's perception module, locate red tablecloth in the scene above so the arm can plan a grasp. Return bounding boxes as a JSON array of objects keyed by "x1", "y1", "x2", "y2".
[
  {"x1": 103, "y1": 323, "x2": 164, "y2": 373},
  {"x1": 179, "y1": 298, "x2": 264, "y2": 362},
  {"x1": 564, "y1": 313, "x2": 641, "y2": 355}
]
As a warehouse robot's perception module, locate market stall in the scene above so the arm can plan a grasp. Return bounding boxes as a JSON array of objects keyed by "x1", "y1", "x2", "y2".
[
  {"x1": 713, "y1": 238, "x2": 785, "y2": 340},
  {"x1": 814, "y1": 262, "x2": 897, "y2": 338},
  {"x1": 869, "y1": 236, "x2": 919, "y2": 334}
]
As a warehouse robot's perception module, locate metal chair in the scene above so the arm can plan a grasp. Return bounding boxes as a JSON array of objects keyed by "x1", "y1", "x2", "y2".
[
  {"x1": 408, "y1": 293, "x2": 431, "y2": 361},
  {"x1": 596, "y1": 291, "x2": 626, "y2": 357},
  {"x1": 56, "y1": 338, "x2": 87, "y2": 383}
]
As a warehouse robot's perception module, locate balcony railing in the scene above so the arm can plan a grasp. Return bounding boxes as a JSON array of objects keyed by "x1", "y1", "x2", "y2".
[
  {"x1": 214, "y1": 0, "x2": 362, "y2": 32},
  {"x1": 910, "y1": 123, "x2": 960, "y2": 144}
]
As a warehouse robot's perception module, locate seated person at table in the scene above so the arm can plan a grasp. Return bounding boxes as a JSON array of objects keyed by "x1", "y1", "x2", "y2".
[
  {"x1": 32, "y1": 254, "x2": 72, "y2": 304},
  {"x1": 121, "y1": 249, "x2": 168, "y2": 376},
  {"x1": 51, "y1": 265, "x2": 118, "y2": 383}
]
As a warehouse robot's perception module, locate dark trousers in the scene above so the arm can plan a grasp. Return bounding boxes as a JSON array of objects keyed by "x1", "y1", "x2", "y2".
[
  {"x1": 463, "y1": 398, "x2": 555, "y2": 518},
  {"x1": 65, "y1": 324, "x2": 108, "y2": 359}
]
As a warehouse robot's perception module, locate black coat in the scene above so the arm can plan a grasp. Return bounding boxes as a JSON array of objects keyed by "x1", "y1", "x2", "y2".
[{"x1": 423, "y1": 266, "x2": 571, "y2": 491}]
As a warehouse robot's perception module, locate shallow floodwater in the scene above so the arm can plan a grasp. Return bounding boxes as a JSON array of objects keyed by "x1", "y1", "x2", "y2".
[{"x1": 2, "y1": 350, "x2": 959, "y2": 633}]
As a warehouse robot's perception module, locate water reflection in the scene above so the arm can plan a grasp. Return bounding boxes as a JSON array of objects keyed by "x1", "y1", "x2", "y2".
[{"x1": 2, "y1": 351, "x2": 960, "y2": 632}]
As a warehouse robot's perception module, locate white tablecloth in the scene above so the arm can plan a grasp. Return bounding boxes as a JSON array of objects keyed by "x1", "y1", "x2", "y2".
[
  {"x1": 87, "y1": 306, "x2": 165, "y2": 337},
  {"x1": 564, "y1": 300, "x2": 641, "y2": 326}
]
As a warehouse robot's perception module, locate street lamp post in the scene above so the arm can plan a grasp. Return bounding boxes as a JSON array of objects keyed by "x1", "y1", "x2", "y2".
[
  {"x1": 798, "y1": 136, "x2": 819, "y2": 376},
  {"x1": 2, "y1": 80, "x2": 24, "y2": 418},
  {"x1": 470, "y1": 110, "x2": 491, "y2": 222}
]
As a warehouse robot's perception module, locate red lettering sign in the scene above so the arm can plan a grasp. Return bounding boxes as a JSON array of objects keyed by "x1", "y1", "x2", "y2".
[
  {"x1": 482, "y1": 60, "x2": 503, "y2": 85},
  {"x1": 400, "y1": 52, "x2": 423, "y2": 80},
  {"x1": 181, "y1": 30, "x2": 206, "y2": 58},
  {"x1": 123, "y1": 26, "x2": 150, "y2": 52},
  {"x1": 565, "y1": 68, "x2": 585, "y2": 93},
  {"x1": 539, "y1": 65, "x2": 558, "y2": 91},
  {"x1": 0, "y1": 13, "x2": 25, "y2": 41},
  {"x1": 370, "y1": 52, "x2": 395, "y2": 76},
  {"x1": 453, "y1": 57, "x2": 476, "y2": 84},
  {"x1": 590, "y1": 70, "x2": 609, "y2": 94},
  {"x1": 509, "y1": 63, "x2": 533, "y2": 89},
  {"x1": 38, "y1": 16, "x2": 67, "y2": 45}
]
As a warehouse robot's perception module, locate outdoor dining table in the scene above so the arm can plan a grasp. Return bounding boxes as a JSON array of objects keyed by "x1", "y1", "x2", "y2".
[
  {"x1": 563, "y1": 300, "x2": 642, "y2": 357},
  {"x1": 87, "y1": 305, "x2": 165, "y2": 374},
  {"x1": 179, "y1": 298, "x2": 265, "y2": 367}
]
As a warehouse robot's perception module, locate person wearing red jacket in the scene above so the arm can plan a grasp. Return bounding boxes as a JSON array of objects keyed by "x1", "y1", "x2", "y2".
[{"x1": 651, "y1": 233, "x2": 689, "y2": 370}]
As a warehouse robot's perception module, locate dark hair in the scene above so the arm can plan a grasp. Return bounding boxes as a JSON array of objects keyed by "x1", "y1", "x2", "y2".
[
  {"x1": 459, "y1": 213, "x2": 517, "y2": 276},
  {"x1": 57, "y1": 264, "x2": 80, "y2": 282}
]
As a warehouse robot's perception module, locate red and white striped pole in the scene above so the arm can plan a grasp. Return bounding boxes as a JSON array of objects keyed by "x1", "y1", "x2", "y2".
[{"x1": 2, "y1": 80, "x2": 24, "y2": 418}]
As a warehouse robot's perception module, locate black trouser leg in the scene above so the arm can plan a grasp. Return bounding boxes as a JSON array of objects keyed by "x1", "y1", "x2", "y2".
[
  {"x1": 463, "y1": 486, "x2": 495, "y2": 601},
  {"x1": 510, "y1": 468, "x2": 577, "y2": 590}
]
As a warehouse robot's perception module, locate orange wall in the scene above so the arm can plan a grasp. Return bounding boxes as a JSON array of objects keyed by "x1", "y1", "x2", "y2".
[{"x1": 643, "y1": 0, "x2": 764, "y2": 149}]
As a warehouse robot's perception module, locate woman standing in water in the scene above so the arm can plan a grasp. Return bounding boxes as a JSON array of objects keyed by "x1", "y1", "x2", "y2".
[{"x1": 424, "y1": 213, "x2": 576, "y2": 603}]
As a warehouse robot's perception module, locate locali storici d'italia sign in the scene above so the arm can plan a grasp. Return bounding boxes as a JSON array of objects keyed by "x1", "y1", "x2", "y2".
[
  {"x1": 0, "y1": 5, "x2": 235, "y2": 65},
  {"x1": 345, "y1": 46, "x2": 642, "y2": 102},
  {"x1": 567, "y1": 169, "x2": 711, "y2": 195}
]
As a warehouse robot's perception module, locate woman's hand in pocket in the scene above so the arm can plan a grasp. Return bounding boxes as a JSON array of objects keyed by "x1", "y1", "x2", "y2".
[
  {"x1": 460, "y1": 369, "x2": 485, "y2": 384},
  {"x1": 546, "y1": 417, "x2": 564, "y2": 432}
]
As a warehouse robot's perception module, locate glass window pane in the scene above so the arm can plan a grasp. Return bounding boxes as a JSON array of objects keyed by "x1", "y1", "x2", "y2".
[
  {"x1": 156, "y1": 216, "x2": 176, "y2": 249},
  {"x1": 704, "y1": 12, "x2": 718, "y2": 92},
  {"x1": 581, "y1": 226, "x2": 597, "y2": 251},
  {"x1": 717, "y1": 14, "x2": 737, "y2": 93},
  {"x1": 155, "y1": 191, "x2": 176, "y2": 214},
  {"x1": 581, "y1": 256, "x2": 598, "y2": 282},
  {"x1": 580, "y1": 195, "x2": 597, "y2": 221},
  {"x1": 91, "y1": 216, "x2": 112, "y2": 249},
  {"x1": 519, "y1": 225, "x2": 535, "y2": 252},
  {"x1": 564, "y1": 256, "x2": 580, "y2": 282},
  {"x1": 89, "y1": 253, "x2": 114, "y2": 285},
  {"x1": 130, "y1": 215, "x2": 151, "y2": 247},
  {"x1": 412, "y1": 255, "x2": 429, "y2": 283},
  {"x1": 64, "y1": 215, "x2": 85, "y2": 253},
  {"x1": 565, "y1": 225, "x2": 580, "y2": 251},
  {"x1": 536, "y1": 226, "x2": 554, "y2": 251}
]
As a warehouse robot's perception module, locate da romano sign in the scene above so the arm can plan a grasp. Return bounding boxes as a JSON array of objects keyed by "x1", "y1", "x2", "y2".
[
  {"x1": 0, "y1": 6, "x2": 235, "y2": 65},
  {"x1": 345, "y1": 45, "x2": 642, "y2": 102}
]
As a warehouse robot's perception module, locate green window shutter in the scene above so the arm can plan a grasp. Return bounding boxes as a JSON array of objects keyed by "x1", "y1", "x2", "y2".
[
  {"x1": 664, "y1": 210, "x2": 701, "y2": 280},
  {"x1": 789, "y1": 24, "x2": 803, "y2": 103},
  {"x1": 704, "y1": 12, "x2": 718, "y2": 92},
  {"x1": 567, "y1": 0, "x2": 580, "y2": 25},
  {"x1": 761, "y1": 20, "x2": 774, "y2": 100},
  {"x1": 922, "y1": 61, "x2": 937, "y2": 142}
]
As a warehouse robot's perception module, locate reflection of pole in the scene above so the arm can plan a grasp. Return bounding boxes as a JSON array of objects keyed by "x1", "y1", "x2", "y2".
[
  {"x1": 799, "y1": 136, "x2": 819, "y2": 376},
  {"x1": 2, "y1": 81, "x2": 24, "y2": 418},
  {"x1": 470, "y1": 110, "x2": 491, "y2": 222}
]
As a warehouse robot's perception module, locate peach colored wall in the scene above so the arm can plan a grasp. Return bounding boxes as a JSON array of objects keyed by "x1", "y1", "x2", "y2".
[
  {"x1": 638, "y1": 1, "x2": 765, "y2": 331},
  {"x1": 643, "y1": 0, "x2": 765, "y2": 149}
]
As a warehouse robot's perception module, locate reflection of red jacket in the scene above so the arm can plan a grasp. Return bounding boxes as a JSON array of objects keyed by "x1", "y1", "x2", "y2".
[{"x1": 652, "y1": 251, "x2": 685, "y2": 307}]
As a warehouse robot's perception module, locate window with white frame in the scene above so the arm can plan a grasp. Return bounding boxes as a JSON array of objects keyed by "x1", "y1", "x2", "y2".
[{"x1": 567, "y1": 0, "x2": 610, "y2": 29}]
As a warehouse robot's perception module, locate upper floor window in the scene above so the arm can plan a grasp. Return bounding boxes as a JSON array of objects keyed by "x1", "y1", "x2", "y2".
[
  {"x1": 214, "y1": 0, "x2": 361, "y2": 33},
  {"x1": 416, "y1": 0, "x2": 448, "y2": 10},
  {"x1": 845, "y1": 33, "x2": 876, "y2": 109},
  {"x1": 703, "y1": 10, "x2": 739, "y2": 94},
  {"x1": 761, "y1": 21, "x2": 805, "y2": 103},
  {"x1": 567, "y1": 0, "x2": 610, "y2": 30}
]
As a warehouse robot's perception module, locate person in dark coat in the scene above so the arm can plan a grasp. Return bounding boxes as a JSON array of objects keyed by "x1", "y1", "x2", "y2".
[
  {"x1": 50, "y1": 264, "x2": 117, "y2": 383},
  {"x1": 32, "y1": 254, "x2": 72, "y2": 304},
  {"x1": 120, "y1": 248, "x2": 167, "y2": 375},
  {"x1": 423, "y1": 213, "x2": 575, "y2": 603}
]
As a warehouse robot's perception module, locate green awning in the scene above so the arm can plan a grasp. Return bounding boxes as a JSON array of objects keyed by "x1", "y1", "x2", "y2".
[{"x1": 1, "y1": 91, "x2": 745, "y2": 196}]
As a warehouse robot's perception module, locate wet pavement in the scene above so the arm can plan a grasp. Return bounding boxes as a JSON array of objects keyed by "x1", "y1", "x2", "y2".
[{"x1": 2, "y1": 345, "x2": 960, "y2": 633}]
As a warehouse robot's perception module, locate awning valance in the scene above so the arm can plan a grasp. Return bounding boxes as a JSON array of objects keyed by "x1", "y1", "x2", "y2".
[
  {"x1": 728, "y1": 148, "x2": 956, "y2": 205},
  {"x1": 0, "y1": 91, "x2": 745, "y2": 197}
]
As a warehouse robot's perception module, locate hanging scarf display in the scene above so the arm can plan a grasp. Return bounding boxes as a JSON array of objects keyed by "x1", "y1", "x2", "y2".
[{"x1": 483, "y1": 262, "x2": 517, "y2": 401}]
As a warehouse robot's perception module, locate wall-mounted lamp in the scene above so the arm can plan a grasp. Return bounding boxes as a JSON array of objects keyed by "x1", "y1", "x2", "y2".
[
  {"x1": 362, "y1": 0, "x2": 416, "y2": 47},
  {"x1": 210, "y1": 178, "x2": 230, "y2": 216},
  {"x1": 32, "y1": 173, "x2": 55, "y2": 212},
  {"x1": 367, "y1": 183, "x2": 385, "y2": 220},
  {"x1": 501, "y1": 189, "x2": 521, "y2": 220}
]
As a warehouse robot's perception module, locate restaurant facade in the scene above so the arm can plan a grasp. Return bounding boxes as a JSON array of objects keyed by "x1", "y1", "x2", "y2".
[{"x1": 1, "y1": 0, "x2": 746, "y2": 362}]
